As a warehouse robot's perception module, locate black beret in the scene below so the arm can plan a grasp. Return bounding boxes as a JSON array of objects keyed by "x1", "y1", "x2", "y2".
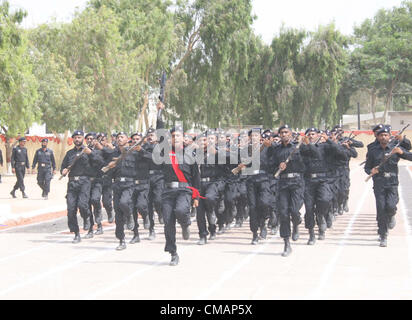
[
  {"x1": 97, "y1": 132, "x2": 107, "y2": 139},
  {"x1": 41, "y1": 138, "x2": 48, "y2": 143},
  {"x1": 305, "y1": 127, "x2": 318, "y2": 135},
  {"x1": 131, "y1": 132, "x2": 143, "y2": 138},
  {"x1": 376, "y1": 127, "x2": 391, "y2": 136},
  {"x1": 372, "y1": 124, "x2": 384, "y2": 132},
  {"x1": 261, "y1": 132, "x2": 271, "y2": 139},
  {"x1": 85, "y1": 132, "x2": 97, "y2": 139},
  {"x1": 72, "y1": 130, "x2": 84, "y2": 138},
  {"x1": 147, "y1": 127, "x2": 156, "y2": 134},
  {"x1": 278, "y1": 124, "x2": 291, "y2": 132},
  {"x1": 331, "y1": 125, "x2": 342, "y2": 132},
  {"x1": 116, "y1": 132, "x2": 128, "y2": 138},
  {"x1": 18, "y1": 137, "x2": 27, "y2": 142}
]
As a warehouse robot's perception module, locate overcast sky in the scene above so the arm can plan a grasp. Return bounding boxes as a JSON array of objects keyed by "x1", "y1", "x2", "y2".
[{"x1": 8, "y1": 0, "x2": 405, "y2": 43}]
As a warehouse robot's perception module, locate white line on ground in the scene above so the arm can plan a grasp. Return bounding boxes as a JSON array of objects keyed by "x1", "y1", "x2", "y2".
[{"x1": 308, "y1": 174, "x2": 370, "y2": 299}]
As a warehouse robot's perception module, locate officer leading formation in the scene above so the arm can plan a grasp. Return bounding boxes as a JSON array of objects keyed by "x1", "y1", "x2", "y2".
[{"x1": 6, "y1": 102, "x2": 412, "y2": 265}]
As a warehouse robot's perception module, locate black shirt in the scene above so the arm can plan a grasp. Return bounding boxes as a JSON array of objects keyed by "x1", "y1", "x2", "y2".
[
  {"x1": 60, "y1": 146, "x2": 94, "y2": 177},
  {"x1": 11, "y1": 146, "x2": 29, "y2": 169},
  {"x1": 32, "y1": 148, "x2": 56, "y2": 170},
  {"x1": 269, "y1": 142, "x2": 306, "y2": 174},
  {"x1": 364, "y1": 143, "x2": 412, "y2": 185}
]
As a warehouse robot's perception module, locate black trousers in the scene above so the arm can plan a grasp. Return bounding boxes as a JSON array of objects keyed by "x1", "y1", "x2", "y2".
[
  {"x1": 89, "y1": 179, "x2": 103, "y2": 228},
  {"x1": 196, "y1": 181, "x2": 219, "y2": 237},
  {"x1": 304, "y1": 178, "x2": 333, "y2": 231},
  {"x1": 132, "y1": 183, "x2": 150, "y2": 233},
  {"x1": 373, "y1": 179, "x2": 399, "y2": 237},
  {"x1": 13, "y1": 165, "x2": 26, "y2": 192},
  {"x1": 246, "y1": 174, "x2": 273, "y2": 235},
  {"x1": 37, "y1": 167, "x2": 52, "y2": 195},
  {"x1": 113, "y1": 180, "x2": 135, "y2": 240},
  {"x1": 162, "y1": 188, "x2": 192, "y2": 254},
  {"x1": 102, "y1": 175, "x2": 113, "y2": 215},
  {"x1": 147, "y1": 174, "x2": 164, "y2": 231},
  {"x1": 277, "y1": 177, "x2": 304, "y2": 239},
  {"x1": 235, "y1": 178, "x2": 248, "y2": 222},
  {"x1": 66, "y1": 177, "x2": 91, "y2": 233}
]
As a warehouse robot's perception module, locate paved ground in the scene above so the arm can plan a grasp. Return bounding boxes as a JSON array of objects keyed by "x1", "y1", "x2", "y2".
[{"x1": 1, "y1": 163, "x2": 412, "y2": 300}]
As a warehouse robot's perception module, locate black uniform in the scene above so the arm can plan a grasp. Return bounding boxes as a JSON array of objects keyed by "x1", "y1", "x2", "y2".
[
  {"x1": 101, "y1": 146, "x2": 115, "y2": 222},
  {"x1": 11, "y1": 145, "x2": 30, "y2": 194},
  {"x1": 160, "y1": 146, "x2": 200, "y2": 255},
  {"x1": 301, "y1": 139, "x2": 344, "y2": 238},
  {"x1": 145, "y1": 141, "x2": 165, "y2": 233},
  {"x1": 270, "y1": 141, "x2": 306, "y2": 240},
  {"x1": 104, "y1": 146, "x2": 150, "y2": 244},
  {"x1": 365, "y1": 142, "x2": 412, "y2": 241},
  {"x1": 61, "y1": 146, "x2": 97, "y2": 233},
  {"x1": 87, "y1": 147, "x2": 106, "y2": 235},
  {"x1": 32, "y1": 147, "x2": 56, "y2": 197}
]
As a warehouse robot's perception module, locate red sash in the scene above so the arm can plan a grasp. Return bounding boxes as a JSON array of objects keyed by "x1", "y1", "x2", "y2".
[{"x1": 169, "y1": 150, "x2": 205, "y2": 199}]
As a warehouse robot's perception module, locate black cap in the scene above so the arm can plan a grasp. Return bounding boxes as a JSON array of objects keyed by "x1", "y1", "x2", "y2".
[
  {"x1": 147, "y1": 127, "x2": 156, "y2": 134},
  {"x1": 41, "y1": 138, "x2": 48, "y2": 143},
  {"x1": 18, "y1": 137, "x2": 27, "y2": 142},
  {"x1": 278, "y1": 124, "x2": 291, "y2": 132},
  {"x1": 261, "y1": 132, "x2": 271, "y2": 139},
  {"x1": 72, "y1": 130, "x2": 84, "y2": 138},
  {"x1": 131, "y1": 132, "x2": 143, "y2": 138},
  {"x1": 305, "y1": 127, "x2": 318, "y2": 135},
  {"x1": 116, "y1": 132, "x2": 128, "y2": 138},
  {"x1": 372, "y1": 124, "x2": 384, "y2": 132},
  {"x1": 97, "y1": 132, "x2": 107, "y2": 139},
  {"x1": 85, "y1": 132, "x2": 96, "y2": 139},
  {"x1": 376, "y1": 126, "x2": 391, "y2": 136}
]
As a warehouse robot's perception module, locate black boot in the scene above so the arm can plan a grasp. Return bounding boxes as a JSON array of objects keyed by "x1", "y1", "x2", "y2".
[
  {"x1": 190, "y1": 206, "x2": 196, "y2": 218},
  {"x1": 84, "y1": 229, "x2": 94, "y2": 239},
  {"x1": 197, "y1": 237, "x2": 207, "y2": 245},
  {"x1": 148, "y1": 229, "x2": 156, "y2": 240},
  {"x1": 22, "y1": 192, "x2": 28, "y2": 199},
  {"x1": 182, "y1": 225, "x2": 190, "y2": 240},
  {"x1": 251, "y1": 233, "x2": 259, "y2": 245},
  {"x1": 72, "y1": 232, "x2": 81, "y2": 244},
  {"x1": 307, "y1": 228, "x2": 316, "y2": 245},
  {"x1": 95, "y1": 224, "x2": 103, "y2": 235},
  {"x1": 292, "y1": 224, "x2": 300, "y2": 241},
  {"x1": 217, "y1": 225, "x2": 225, "y2": 235},
  {"x1": 271, "y1": 225, "x2": 279, "y2": 235},
  {"x1": 338, "y1": 205, "x2": 344, "y2": 215},
  {"x1": 281, "y1": 238, "x2": 292, "y2": 257},
  {"x1": 209, "y1": 232, "x2": 216, "y2": 240},
  {"x1": 379, "y1": 234, "x2": 387, "y2": 247},
  {"x1": 170, "y1": 253, "x2": 179, "y2": 266},
  {"x1": 10, "y1": 189, "x2": 17, "y2": 198},
  {"x1": 116, "y1": 239, "x2": 127, "y2": 250},
  {"x1": 130, "y1": 231, "x2": 140, "y2": 244}
]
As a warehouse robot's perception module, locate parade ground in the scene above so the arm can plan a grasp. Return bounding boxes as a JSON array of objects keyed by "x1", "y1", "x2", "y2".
[{"x1": 1, "y1": 162, "x2": 412, "y2": 300}]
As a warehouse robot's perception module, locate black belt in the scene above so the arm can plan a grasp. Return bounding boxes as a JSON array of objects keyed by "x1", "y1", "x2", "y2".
[
  {"x1": 135, "y1": 179, "x2": 148, "y2": 185},
  {"x1": 279, "y1": 172, "x2": 301, "y2": 179},
  {"x1": 114, "y1": 177, "x2": 135, "y2": 183},
  {"x1": 305, "y1": 172, "x2": 328, "y2": 179},
  {"x1": 19, "y1": 162, "x2": 26, "y2": 166},
  {"x1": 165, "y1": 181, "x2": 189, "y2": 189},
  {"x1": 149, "y1": 170, "x2": 162, "y2": 175},
  {"x1": 69, "y1": 176, "x2": 89, "y2": 181},
  {"x1": 39, "y1": 163, "x2": 50, "y2": 168}
]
